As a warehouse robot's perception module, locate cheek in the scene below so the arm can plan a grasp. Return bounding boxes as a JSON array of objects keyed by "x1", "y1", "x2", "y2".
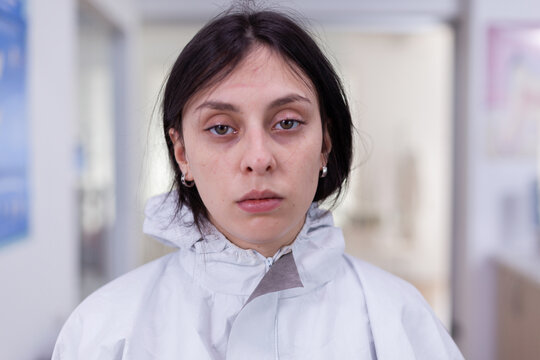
[
  {"x1": 286, "y1": 141, "x2": 323, "y2": 191},
  {"x1": 183, "y1": 134, "x2": 229, "y2": 178},
  {"x1": 192, "y1": 158, "x2": 228, "y2": 184},
  {"x1": 189, "y1": 152, "x2": 235, "y2": 205},
  {"x1": 290, "y1": 133, "x2": 324, "y2": 170}
]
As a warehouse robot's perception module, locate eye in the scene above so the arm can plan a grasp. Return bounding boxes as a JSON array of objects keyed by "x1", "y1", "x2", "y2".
[
  {"x1": 208, "y1": 124, "x2": 235, "y2": 136},
  {"x1": 275, "y1": 119, "x2": 301, "y2": 130}
]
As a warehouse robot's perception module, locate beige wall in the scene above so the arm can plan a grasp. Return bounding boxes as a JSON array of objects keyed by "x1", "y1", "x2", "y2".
[{"x1": 324, "y1": 26, "x2": 454, "y2": 326}]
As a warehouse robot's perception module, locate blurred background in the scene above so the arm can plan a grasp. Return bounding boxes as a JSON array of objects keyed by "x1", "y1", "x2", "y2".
[{"x1": 0, "y1": 0, "x2": 539, "y2": 359}]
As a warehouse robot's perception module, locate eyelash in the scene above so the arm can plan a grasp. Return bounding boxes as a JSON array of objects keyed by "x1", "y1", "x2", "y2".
[
  {"x1": 275, "y1": 119, "x2": 302, "y2": 130},
  {"x1": 207, "y1": 124, "x2": 236, "y2": 136},
  {"x1": 205, "y1": 118, "x2": 303, "y2": 136}
]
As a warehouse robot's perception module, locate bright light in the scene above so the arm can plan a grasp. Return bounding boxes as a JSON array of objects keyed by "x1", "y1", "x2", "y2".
[{"x1": 527, "y1": 29, "x2": 540, "y2": 46}]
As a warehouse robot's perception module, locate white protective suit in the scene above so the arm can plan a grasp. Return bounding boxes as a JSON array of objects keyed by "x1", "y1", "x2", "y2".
[{"x1": 53, "y1": 193, "x2": 464, "y2": 359}]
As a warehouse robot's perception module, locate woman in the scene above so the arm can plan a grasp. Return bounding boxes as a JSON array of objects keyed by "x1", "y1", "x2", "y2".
[{"x1": 53, "y1": 7, "x2": 463, "y2": 360}]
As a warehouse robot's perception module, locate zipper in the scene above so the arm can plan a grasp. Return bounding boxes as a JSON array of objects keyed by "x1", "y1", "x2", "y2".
[
  {"x1": 264, "y1": 248, "x2": 292, "y2": 273},
  {"x1": 265, "y1": 257, "x2": 274, "y2": 272}
]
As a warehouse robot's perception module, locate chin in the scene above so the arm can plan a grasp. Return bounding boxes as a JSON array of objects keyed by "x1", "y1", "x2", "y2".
[{"x1": 242, "y1": 220, "x2": 299, "y2": 243}]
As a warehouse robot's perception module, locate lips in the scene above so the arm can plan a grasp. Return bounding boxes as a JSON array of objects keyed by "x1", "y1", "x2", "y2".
[
  {"x1": 238, "y1": 190, "x2": 282, "y2": 202},
  {"x1": 237, "y1": 190, "x2": 283, "y2": 213}
]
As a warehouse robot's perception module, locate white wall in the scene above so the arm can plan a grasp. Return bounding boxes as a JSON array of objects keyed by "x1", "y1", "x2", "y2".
[
  {"x1": 454, "y1": 0, "x2": 540, "y2": 359},
  {"x1": 81, "y1": 0, "x2": 142, "y2": 281},
  {"x1": 0, "y1": 0, "x2": 141, "y2": 357},
  {"x1": 137, "y1": 0, "x2": 459, "y2": 23},
  {"x1": 0, "y1": 0, "x2": 78, "y2": 359}
]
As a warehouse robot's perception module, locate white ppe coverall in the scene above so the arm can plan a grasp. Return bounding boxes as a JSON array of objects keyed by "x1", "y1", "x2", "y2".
[{"x1": 52, "y1": 193, "x2": 464, "y2": 359}]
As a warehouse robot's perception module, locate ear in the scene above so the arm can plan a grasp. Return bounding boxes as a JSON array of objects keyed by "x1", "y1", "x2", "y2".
[
  {"x1": 321, "y1": 125, "x2": 332, "y2": 166},
  {"x1": 168, "y1": 128, "x2": 193, "y2": 180}
]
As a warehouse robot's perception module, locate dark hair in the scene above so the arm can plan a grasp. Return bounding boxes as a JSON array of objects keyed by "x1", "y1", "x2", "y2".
[{"x1": 162, "y1": 7, "x2": 353, "y2": 228}]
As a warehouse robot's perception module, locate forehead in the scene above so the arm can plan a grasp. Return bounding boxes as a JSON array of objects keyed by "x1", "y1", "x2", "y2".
[
  {"x1": 185, "y1": 46, "x2": 317, "y2": 109},
  {"x1": 223, "y1": 46, "x2": 310, "y2": 86}
]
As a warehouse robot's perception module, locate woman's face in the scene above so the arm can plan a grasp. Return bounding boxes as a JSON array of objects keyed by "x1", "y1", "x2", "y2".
[{"x1": 170, "y1": 46, "x2": 330, "y2": 257}]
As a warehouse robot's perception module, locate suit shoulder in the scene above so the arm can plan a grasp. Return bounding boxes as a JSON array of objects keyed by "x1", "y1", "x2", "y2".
[
  {"x1": 342, "y1": 254, "x2": 427, "y2": 305},
  {"x1": 64, "y1": 251, "x2": 180, "y2": 332},
  {"x1": 53, "y1": 252, "x2": 182, "y2": 358}
]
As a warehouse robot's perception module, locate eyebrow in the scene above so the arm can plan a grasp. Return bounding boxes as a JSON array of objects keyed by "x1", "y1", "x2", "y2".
[
  {"x1": 195, "y1": 101, "x2": 239, "y2": 112},
  {"x1": 195, "y1": 93, "x2": 312, "y2": 113},
  {"x1": 268, "y1": 94, "x2": 312, "y2": 109}
]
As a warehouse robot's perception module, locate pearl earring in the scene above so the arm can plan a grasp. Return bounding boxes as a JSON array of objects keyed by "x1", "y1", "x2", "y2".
[{"x1": 320, "y1": 166, "x2": 328, "y2": 178}]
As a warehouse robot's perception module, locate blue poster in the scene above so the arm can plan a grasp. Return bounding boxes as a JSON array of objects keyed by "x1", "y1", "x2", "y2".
[{"x1": 0, "y1": 0, "x2": 28, "y2": 245}]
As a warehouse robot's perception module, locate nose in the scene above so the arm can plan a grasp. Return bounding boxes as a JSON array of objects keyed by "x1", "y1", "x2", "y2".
[{"x1": 239, "y1": 129, "x2": 276, "y2": 175}]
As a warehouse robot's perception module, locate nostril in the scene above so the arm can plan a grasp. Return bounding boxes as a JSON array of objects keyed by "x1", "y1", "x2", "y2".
[{"x1": 241, "y1": 151, "x2": 276, "y2": 174}]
